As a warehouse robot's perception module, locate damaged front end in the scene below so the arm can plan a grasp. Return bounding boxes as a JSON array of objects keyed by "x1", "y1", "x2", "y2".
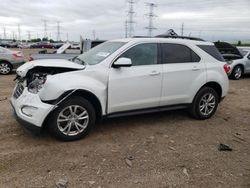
[
  {"x1": 15, "y1": 66, "x2": 82, "y2": 95},
  {"x1": 11, "y1": 60, "x2": 85, "y2": 133}
]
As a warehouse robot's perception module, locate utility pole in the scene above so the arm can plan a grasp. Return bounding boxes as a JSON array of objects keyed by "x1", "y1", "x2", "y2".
[
  {"x1": 66, "y1": 33, "x2": 69, "y2": 41},
  {"x1": 3, "y1": 26, "x2": 6, "y2": 39},
  {"x1": 12, "y1": 31, "x2": 15, "y2": 40},
  {"x1": 181, "y1": 23, "x2": 184, "y2": 36},
  {"x1": 56, "y1": 21, "x2": 61, "y2": 41},
  {"x1": 42, "y1": 19, "x2": 48, "y2": 39},
  {"x1": 127, "y1": 0, "x2": 136, "y2": 37},
  {"x1": 17, "y1": 24, "x2": 21, "y2": 41},
  {"x1": 145, "y1": 3, "x2": 157, "y2": 37},
  {"x1": 27, "y1": 31, "x2": 31, "y2": 41},
  {"x1": 125, "y1": 20, "x2": 128, "y2": 38},
  {"x1": 92, "y1": 30, "x2": 96, "y2": 40}
]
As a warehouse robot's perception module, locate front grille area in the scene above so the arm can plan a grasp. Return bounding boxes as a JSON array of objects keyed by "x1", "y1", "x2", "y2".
[{"x1": 13, "y1": 83, "x2": 24, "y2": 99}]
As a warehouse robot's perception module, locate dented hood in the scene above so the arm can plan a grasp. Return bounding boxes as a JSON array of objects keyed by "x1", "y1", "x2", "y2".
[{"x1": 16, "y1": 59, "x2": 85, "y2": 77}]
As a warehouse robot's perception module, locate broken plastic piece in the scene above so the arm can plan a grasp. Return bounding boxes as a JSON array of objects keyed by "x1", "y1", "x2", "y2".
[{"x1": 218, "y1": 143, "x2": 232, "y2": 151}]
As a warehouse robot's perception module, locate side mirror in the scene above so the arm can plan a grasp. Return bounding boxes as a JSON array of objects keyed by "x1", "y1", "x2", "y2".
[{"x1": 113, "y1": 57, "x2": 132, "y2": 68}]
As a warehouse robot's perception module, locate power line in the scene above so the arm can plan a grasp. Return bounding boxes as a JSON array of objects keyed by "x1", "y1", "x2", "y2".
[
  {"x1": 145, "y1": 3, "x2": 157, "y2": 37},
  {"x1": 127, "y1": 0, "x2": 136, "y2": 37}
]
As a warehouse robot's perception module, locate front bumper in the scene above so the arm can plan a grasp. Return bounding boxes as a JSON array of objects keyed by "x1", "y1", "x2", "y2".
[{"x1": 10, "y1": 87, "x2": 54, "y2": 133}]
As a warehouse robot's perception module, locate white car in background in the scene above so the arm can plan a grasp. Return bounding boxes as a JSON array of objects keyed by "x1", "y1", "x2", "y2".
[
  {"x1": 11, "y1": 37, "x2": 229, "y2": 141},
  {"x1": 227, "y1": 48, "x2": 250, "y2": 79}
]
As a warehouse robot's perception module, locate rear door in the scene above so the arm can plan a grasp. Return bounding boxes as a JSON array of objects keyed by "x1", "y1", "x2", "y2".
[
  {"x1": 108, "y1": 43, "x2": 163, "y2": 113},
  {"x1": 160, "y1": 43, "x2": 206, "y2": 106}
]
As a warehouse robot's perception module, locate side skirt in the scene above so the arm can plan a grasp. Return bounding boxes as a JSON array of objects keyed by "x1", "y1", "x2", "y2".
[{"x1": 105, "y1": 104, "x2": 189, "y2": 119}]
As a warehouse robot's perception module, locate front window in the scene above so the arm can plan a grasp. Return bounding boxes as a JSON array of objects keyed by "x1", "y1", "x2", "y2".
[
  {"x1": 75, "y1": 41, "x2": 125, "y2": 65},
  {"x1": 120, "y1": 43, "x2": 158, "y2": 66}
]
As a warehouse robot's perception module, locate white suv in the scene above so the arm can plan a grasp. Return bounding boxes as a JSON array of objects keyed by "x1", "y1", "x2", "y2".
[{"x1": 11, "y1": 37, "x2": 229, "y2": 141}]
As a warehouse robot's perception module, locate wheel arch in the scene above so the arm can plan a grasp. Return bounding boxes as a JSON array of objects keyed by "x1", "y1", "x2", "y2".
[
  {"x1": 43, "y1": 89, "x2": 103, "y2": 128},
  {"x1": 200, "y1": 82, "x2": 222, "y2": 101},
  {"x1": 0, "y1": 60, "x2": 13, "y2": 69},
  {"x1": 233, "y1": 64, "x2": 244, "y2": 73}
]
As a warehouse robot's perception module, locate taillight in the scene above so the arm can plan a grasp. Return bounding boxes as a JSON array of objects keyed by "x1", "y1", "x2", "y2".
[
  {"x1": 13, "y1": 53, "x2": 23, "y2": 58},
  {"x1": 223, "y1": 64, "x2": 230, "y2": 74},
  {"x1": 27, "y1": 56, "x2": 33, "y2": 62}
]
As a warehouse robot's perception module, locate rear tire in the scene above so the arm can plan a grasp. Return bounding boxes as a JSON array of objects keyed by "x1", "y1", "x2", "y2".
[
  {"x1": 0, "y1": 62, "x2": 12, "y2": 75},
  {"x1": 49, "y1": 96, "x2": 96, "y2": 141},
  {"x1": 189, "y1": 87, "x2": 219, "y2": 120},
  {"x1": 230, "y1": 65, "x2": 243, "y2": 80}
]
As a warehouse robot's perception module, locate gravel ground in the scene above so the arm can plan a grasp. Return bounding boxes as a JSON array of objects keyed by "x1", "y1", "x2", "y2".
[{"x1": 0, "y1": 52, "x2": 249, "y2": 187}]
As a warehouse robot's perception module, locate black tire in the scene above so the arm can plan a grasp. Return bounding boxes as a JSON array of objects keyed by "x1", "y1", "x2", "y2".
[
  {"x1": 49, "y1": 96, "x2": 96, "y2": 141},
  {"x1": 230, "y1": 65, "x2": 243, "y2": 80},
  {"x1": 189, "y1": 87, "x2": 219, "y2": 120},
  {"x1": 0, "y1": 62, "x2": 12, "y2": 75}
]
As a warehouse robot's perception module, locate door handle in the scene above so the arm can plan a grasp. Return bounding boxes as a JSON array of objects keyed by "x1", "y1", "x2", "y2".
[
  {"x1": 192, "y1": 66, "x2": 200, "y2": 71},
  {"x1": 149, "y1": 70, "x2": 160, "y2": 76}
]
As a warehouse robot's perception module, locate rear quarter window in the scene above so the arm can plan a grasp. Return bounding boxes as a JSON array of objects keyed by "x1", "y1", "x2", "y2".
[{"x1": 198, "y1": 45, "x2": 225, "y2": 62}]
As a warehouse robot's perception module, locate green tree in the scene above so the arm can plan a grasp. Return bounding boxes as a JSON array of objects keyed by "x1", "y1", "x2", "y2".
[{"x1": 42, "y1": 37, "x2": 48, "y2": 41}]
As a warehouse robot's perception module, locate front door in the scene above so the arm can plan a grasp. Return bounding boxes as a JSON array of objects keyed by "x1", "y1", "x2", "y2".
[{"x1": 108, "y1": 43, "x2": 162, "y2": 113}]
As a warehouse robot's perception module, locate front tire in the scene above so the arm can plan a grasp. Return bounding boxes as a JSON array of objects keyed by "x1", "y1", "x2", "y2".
[
  {"x1": 230, "y1": 65, "x2": 243, "y2": 80},
  {"x1": 49, "y1": 96, "x2": 96, "y2": 141},
  {"x1": 189, "y1": 87, "x2": 219, "y2": 120},
  {"x1": 0, "y1": 62, "x2": 12, "y2": 75}
]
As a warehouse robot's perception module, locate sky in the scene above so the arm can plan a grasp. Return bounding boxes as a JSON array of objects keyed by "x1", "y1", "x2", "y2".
[{"x1": 0, "y1": 0, "x2": 250, "y2": 42}]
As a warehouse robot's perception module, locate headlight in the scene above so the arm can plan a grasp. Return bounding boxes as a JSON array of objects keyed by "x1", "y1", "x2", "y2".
[
  {"x1": 227, "y1": 60, "x2": 233, "y2": 65},
  {"x1": 28, "y1": 74, "x2": 47, "y2": 94}
]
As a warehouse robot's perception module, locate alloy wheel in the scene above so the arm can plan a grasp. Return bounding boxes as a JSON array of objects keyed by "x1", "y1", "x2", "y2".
[
  {"x1": 0, "y1": 63, "x2": 11, "y2": 74},
  {"x1": 234, "y1": 67, "x2": 242, "y2": 79},
  {"x1": 199, "y1": 93, "x2": 216, "y2": 116},
  {"x1": 57, "y1": 105, "x2": 89, "y2": 136}
]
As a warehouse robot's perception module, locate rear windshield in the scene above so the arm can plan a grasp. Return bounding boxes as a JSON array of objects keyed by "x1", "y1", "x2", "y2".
[{"x1": 198, "y1": 45, "x2": 225, "y2": 62}]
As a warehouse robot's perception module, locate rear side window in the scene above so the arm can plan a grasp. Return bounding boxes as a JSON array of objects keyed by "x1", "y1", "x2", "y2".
[
  {"x1": 198, "y1": 45, "x2": 225, "y2": 62},
  {"x1": 162, "y1": 43, "x2": 200, "y2": 64}
]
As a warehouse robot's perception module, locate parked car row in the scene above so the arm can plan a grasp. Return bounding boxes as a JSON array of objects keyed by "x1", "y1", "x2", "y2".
[
  {"x1": 0, "y1": 40, "x2": 18, "y2": 48},
  {"x1": 0, "y1": 40, "x2": 70, "y2": 49}
]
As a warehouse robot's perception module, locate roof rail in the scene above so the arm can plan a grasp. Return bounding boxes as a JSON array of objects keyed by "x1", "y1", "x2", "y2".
[
  {"x1": 155, "y1": 35, "x2": 205, "y2": 41},
  {"x1": 133, "y1": 36, "x2": 151, "y2": 38}
]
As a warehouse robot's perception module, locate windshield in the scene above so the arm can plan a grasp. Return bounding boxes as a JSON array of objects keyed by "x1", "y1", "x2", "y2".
[
  {"x1": 76, "y1": 41, "x2": 126, "y2": 65},
  {"x1": 242, "y1": 50, "x2": 249, "y2": 57}
]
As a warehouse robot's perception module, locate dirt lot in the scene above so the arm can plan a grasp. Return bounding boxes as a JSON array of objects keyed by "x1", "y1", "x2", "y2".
[{"x1": 0, "y1": 57, "x2": 249, "y2": 187}]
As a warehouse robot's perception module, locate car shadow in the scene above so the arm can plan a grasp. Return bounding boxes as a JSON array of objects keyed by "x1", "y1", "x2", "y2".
[{"x1": 94, "y1": 109, "x2": 190, "y2": 134}]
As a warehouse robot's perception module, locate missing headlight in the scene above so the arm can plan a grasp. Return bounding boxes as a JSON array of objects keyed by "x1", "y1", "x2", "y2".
[{"x1": 28, "y1": 73, "x2": 47, "y2": 94}]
